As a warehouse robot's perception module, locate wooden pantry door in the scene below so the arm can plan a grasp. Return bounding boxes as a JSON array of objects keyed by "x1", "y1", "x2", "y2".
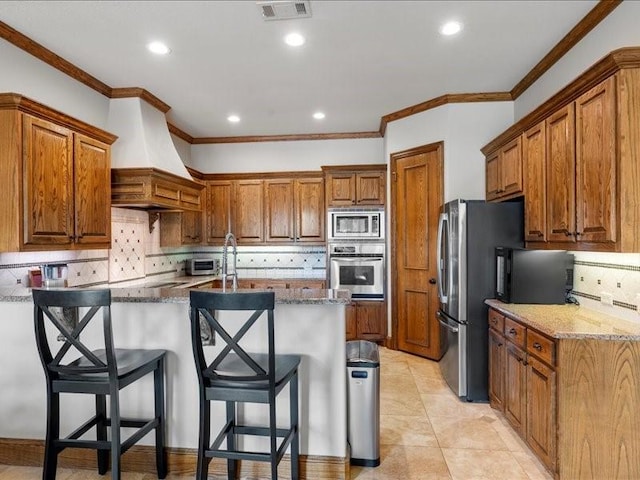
[{"x1": 391, "y1": 142, "x2": 444, "y2": 359}]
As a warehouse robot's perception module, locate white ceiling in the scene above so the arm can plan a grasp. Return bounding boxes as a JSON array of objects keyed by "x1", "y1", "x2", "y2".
[{"x1": 0, "y1": 1, "x2": 598, "y2": 138}]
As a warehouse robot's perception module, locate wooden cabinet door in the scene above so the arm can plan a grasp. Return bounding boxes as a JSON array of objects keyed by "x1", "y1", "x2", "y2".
[
  {"x1": 235, "y1": 180, "x2": 264, "y2": 243},
  {"x1": 345, "y1": 304, "x2": 357, "y2": 341},
  {"x1": 575, "y1": 77, "x2": 617, "y2": 245},
  {"x1": 206, "y1": 181, "x2": 234, "y2": 244},
  {"x1": 326, "y1": 173, "x2": 356, "y2": 207},
  {"x1": 546, "y1": 104, "x2": 576, "y2": 243},
  {"x1": 499, "y1": 137, "x2": 523, "y2": 197},
  {"x1": 485, "y1": 152, "x2": 500, "y2": 200},
  {"x1": 182, "y1": 211, "x2": 202, "y2": 245},
  {"x1": 523, "y1": 122, "x2": 547, "y2": 242},
  {"x1": 355, "y1": 301, "x2": 386, "y2": 340},
  {"x1": 73, "y1": 133, "x2": 111, "y2": 247},
  {"x1": 504, "y1": 342, "x2": 527, "y2": 436},
  {"x1": 265, "y1": 179, "x2": 294, "y2": 242},
  {"x1": 527, "y1": 355, "x2": 556, "y2": 471},
  {"x1": 23, "y1": 115, "x2": 74, "y2": 246},
  {"x1": 295, "y1": 178, "x2": 325, "y2": 242},
  {"x1": 356, "y1": 171, "x2": 385, "y2": 205},
  {"x1": 488, "y1": 329, "x2": 506, "y2": 412}
]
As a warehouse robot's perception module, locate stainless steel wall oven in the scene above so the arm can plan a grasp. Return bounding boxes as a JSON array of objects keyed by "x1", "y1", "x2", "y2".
[{"x1": 328, "y1": 242, "x2": 385, "y2": 300}]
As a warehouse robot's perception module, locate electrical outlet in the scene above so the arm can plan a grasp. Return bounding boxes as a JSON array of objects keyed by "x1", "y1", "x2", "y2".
[{"x1": 600, "y1": 292, "x2": 614, "y2": 306}]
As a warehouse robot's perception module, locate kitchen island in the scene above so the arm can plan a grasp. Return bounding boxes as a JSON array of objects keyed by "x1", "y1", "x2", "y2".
[
  {"x1": 0, "y1": 286, "x2": 351, "y2": 479},
  {"x1": 486, "y1": 299, "x2": 640, "y2": 480}
]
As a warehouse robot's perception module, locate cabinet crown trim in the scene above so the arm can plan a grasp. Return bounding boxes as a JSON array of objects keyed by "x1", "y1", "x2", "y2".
[
  {"x1": 321, "y1": 164, "x2": 387, "y2": 173},
  {"x1": 0, "y1": 92, "x2": 117, "y2": 144},
  {"x1": 481, "y1": 46, "x2": 640, "y2": 155}
]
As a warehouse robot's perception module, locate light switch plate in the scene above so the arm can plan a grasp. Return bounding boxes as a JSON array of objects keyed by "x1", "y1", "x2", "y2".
[{"x1": 600, "y1": 292, "x2": 614, "y2": 306}]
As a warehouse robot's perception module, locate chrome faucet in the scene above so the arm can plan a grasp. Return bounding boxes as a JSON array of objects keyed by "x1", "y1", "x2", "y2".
[{"x1": 221, "y1": 232, "x2": 238, "y2": 292}]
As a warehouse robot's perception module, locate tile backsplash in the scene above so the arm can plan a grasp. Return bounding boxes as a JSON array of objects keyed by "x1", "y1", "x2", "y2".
[
  {"x1": 0, "y1": 207, "x2": 327, "y2": 290},
  {"x1": 571, "y1": 251, "x2": 640, "y2": 323}
]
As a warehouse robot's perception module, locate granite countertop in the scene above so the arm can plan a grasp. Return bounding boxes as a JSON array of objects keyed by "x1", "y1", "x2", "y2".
[
  {"x1": 0, "y1": 283, "x2": 351, "y2": 305},
  {"x1": 486, "y1": 299, "x2": 640, "y2": 340}
]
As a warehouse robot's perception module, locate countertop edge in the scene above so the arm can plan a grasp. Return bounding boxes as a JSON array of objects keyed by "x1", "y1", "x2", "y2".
[
  {"x1": 485, "y1": 299, "x2": 640, "y2": 340},
  {"x1": 0, "y1": 287, "x2": 352, "y2": 305}
]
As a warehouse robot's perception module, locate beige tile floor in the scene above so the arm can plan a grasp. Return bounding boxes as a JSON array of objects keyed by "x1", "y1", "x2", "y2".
[{"x1": 0, "y1": 347, "x2": 552, "y2": 480}]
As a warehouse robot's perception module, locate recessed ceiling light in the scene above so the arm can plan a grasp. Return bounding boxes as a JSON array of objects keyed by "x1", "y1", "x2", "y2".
[
  {"x1": 147, "y1": 41, "x2": 171, "y2": 55},
  {"x1": 313, "y1": 112, "x2": 325, "y2": 120},
  {"x1": 227, "y1": 115, "x2": 240, "y2": 123},
  {"x1": 284, "y1": 33, "x2": 305, "y2": 47},
  {"x1": 440, "y1": 21, "x2": 463, "y2": 36}
]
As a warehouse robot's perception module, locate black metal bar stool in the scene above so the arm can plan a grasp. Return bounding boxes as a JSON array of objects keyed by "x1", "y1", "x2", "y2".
[
  {"x1": 32, "y1": 288, "x2": 168, "y2": 480},
  {"x1": 189, "y1": 290, "x2": 300, "y2": 480}
]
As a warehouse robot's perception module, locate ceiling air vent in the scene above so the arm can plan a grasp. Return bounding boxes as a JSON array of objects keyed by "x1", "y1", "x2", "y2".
[{"x1": 257, "y1": 1, "x2": 312, "y2": 21}]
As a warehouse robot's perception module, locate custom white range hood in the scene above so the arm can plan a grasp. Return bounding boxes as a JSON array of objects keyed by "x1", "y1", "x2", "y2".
[{"x1": 107, "y1": 96, "x2": 203, "y2": 211}]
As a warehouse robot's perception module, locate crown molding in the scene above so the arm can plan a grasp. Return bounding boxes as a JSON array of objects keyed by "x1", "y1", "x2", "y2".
[
  {"x1": 378, "y1": 92, "x2": 513, "y2": 136},
  {"x1": 510, "y1": 0, "x2": 622, "y2": 99},
  {"x1": 0, "y1": 2, "x2": 623, "y2": 142},
  {"x1": 192, "y1": 131, "x2": 381, "y2": 144},
  {"x1": 110, "y1": 87, "x2": 171, "y2": 113},
  {"x1": 0, "y1": 20, "x2": 112, "y2": 96},
  {"x1": 0, "y1": 92, "x2": 117, "y2": 144},
  {"x1": 481, "y1": 46, "x2": 640, "y2": 155},
  {"x1": 167, "y1": 122, "x2": 195, "y2": 144}
]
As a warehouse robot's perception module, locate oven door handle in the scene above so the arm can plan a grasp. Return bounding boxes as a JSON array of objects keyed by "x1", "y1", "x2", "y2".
[{"x1": 331, "y1": 258, "x2": 383, "y2": 262}]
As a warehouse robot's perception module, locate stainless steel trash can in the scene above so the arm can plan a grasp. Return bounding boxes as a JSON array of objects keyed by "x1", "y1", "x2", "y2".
[{"x1": 346, "y1": 340, "x2": 380, "y2": 467}]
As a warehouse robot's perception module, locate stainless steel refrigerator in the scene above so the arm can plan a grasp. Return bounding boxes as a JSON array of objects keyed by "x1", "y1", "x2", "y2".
[{"x1": 436, "y1": 199, "x2": 523, "y2": 401}]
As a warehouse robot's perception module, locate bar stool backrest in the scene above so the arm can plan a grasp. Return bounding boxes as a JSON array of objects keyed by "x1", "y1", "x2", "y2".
[
  {"x1": 32, "y1": 289, "x2": 117, "y2": 381},
  {"x1": 189, "y1": 291, "x2": 276, "y2": 386}
]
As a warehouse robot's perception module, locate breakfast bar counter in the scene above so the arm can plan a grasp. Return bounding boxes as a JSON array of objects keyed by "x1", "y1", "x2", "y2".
[{"x1": 0, "y1": 286, "x2": 351, "y2": 478}]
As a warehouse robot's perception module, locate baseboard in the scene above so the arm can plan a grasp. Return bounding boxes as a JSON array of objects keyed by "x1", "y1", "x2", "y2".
[{"x1": 0, "y1": 438, "x2": 350, "y2": 480}]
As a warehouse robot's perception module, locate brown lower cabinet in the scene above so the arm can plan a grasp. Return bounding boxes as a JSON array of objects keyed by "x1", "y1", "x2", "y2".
[
  {"x1": 488, "y1": 306, "x2": 640, "y2": 478},
  {"x1": 488, "y1": 308, "x2": 556, "y2": 474},
  {"x1": 346, "y1": 301, "x2": 386, "y2": 341}
]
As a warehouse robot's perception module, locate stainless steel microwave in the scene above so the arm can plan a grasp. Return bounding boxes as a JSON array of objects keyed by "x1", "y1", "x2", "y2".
[{"x1": 327, "y1": 209, "x2": 385, "y2": 241}]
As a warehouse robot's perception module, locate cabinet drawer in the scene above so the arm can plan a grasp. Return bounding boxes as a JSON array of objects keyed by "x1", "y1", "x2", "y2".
[
  {"x1": 527, "y1": 330, "x2": 556, "y2": 366},
  {"x1": 489, "y1": 309, "x2": 505, "y2": 333},
  {"x1": 504, "y1": 318, "x2": 526, "y2": 349}
]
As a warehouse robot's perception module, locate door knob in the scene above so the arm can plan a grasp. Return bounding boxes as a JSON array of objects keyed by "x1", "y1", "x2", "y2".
[{"x1": 429, "y1": 278, "x2": 436, "y2": 284}]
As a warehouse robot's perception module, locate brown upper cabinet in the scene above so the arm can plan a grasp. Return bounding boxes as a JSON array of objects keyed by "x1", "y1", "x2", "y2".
[
  {"x1": 545, "y1": 103, "x2": 576, "y2": 243},
  {"x1": 483, "y1": 49, "x2": 640, "y2": 252},
  {"x1": 265, "y1": 177, "x2": 325, "y2": 243},
  {"x1": 204, "y1": 173, "x2": 325, "y2": 246},
  {"x1": 204, "y1": 178, "x2": 265, "y2": 245},
  {"x1": 486, "y1": 137, "x2": 523, "y2": 201},
  {"x1": 323, "y1": 165, "x2": 387, "y2": 207},
  {"x1": 522, "y1": 121, "x2": 546, "y2": 242},
  {"x1": 235, "y1": 179, "x2": 265, "y2": 244},
  {"x1": 575, "y1": 77, "x2": 617, "y2": 245},
  {"x1": 160, "y1": 210, "x2": 203, "y2": 247},
  {"x1": 205, "y1": 180, "x2": 234, "y2": 244},
  {"x1": 0, "y1": 94, "x2": 116, "y2": 252}
]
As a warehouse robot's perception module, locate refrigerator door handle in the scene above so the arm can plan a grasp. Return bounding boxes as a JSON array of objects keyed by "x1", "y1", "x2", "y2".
[
  {"x1": 436, "y1": 212, "x2": 448, "y2": 304},
  {"x1": 436, "y1": 313, "x2": 459, "y2": 333}
]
